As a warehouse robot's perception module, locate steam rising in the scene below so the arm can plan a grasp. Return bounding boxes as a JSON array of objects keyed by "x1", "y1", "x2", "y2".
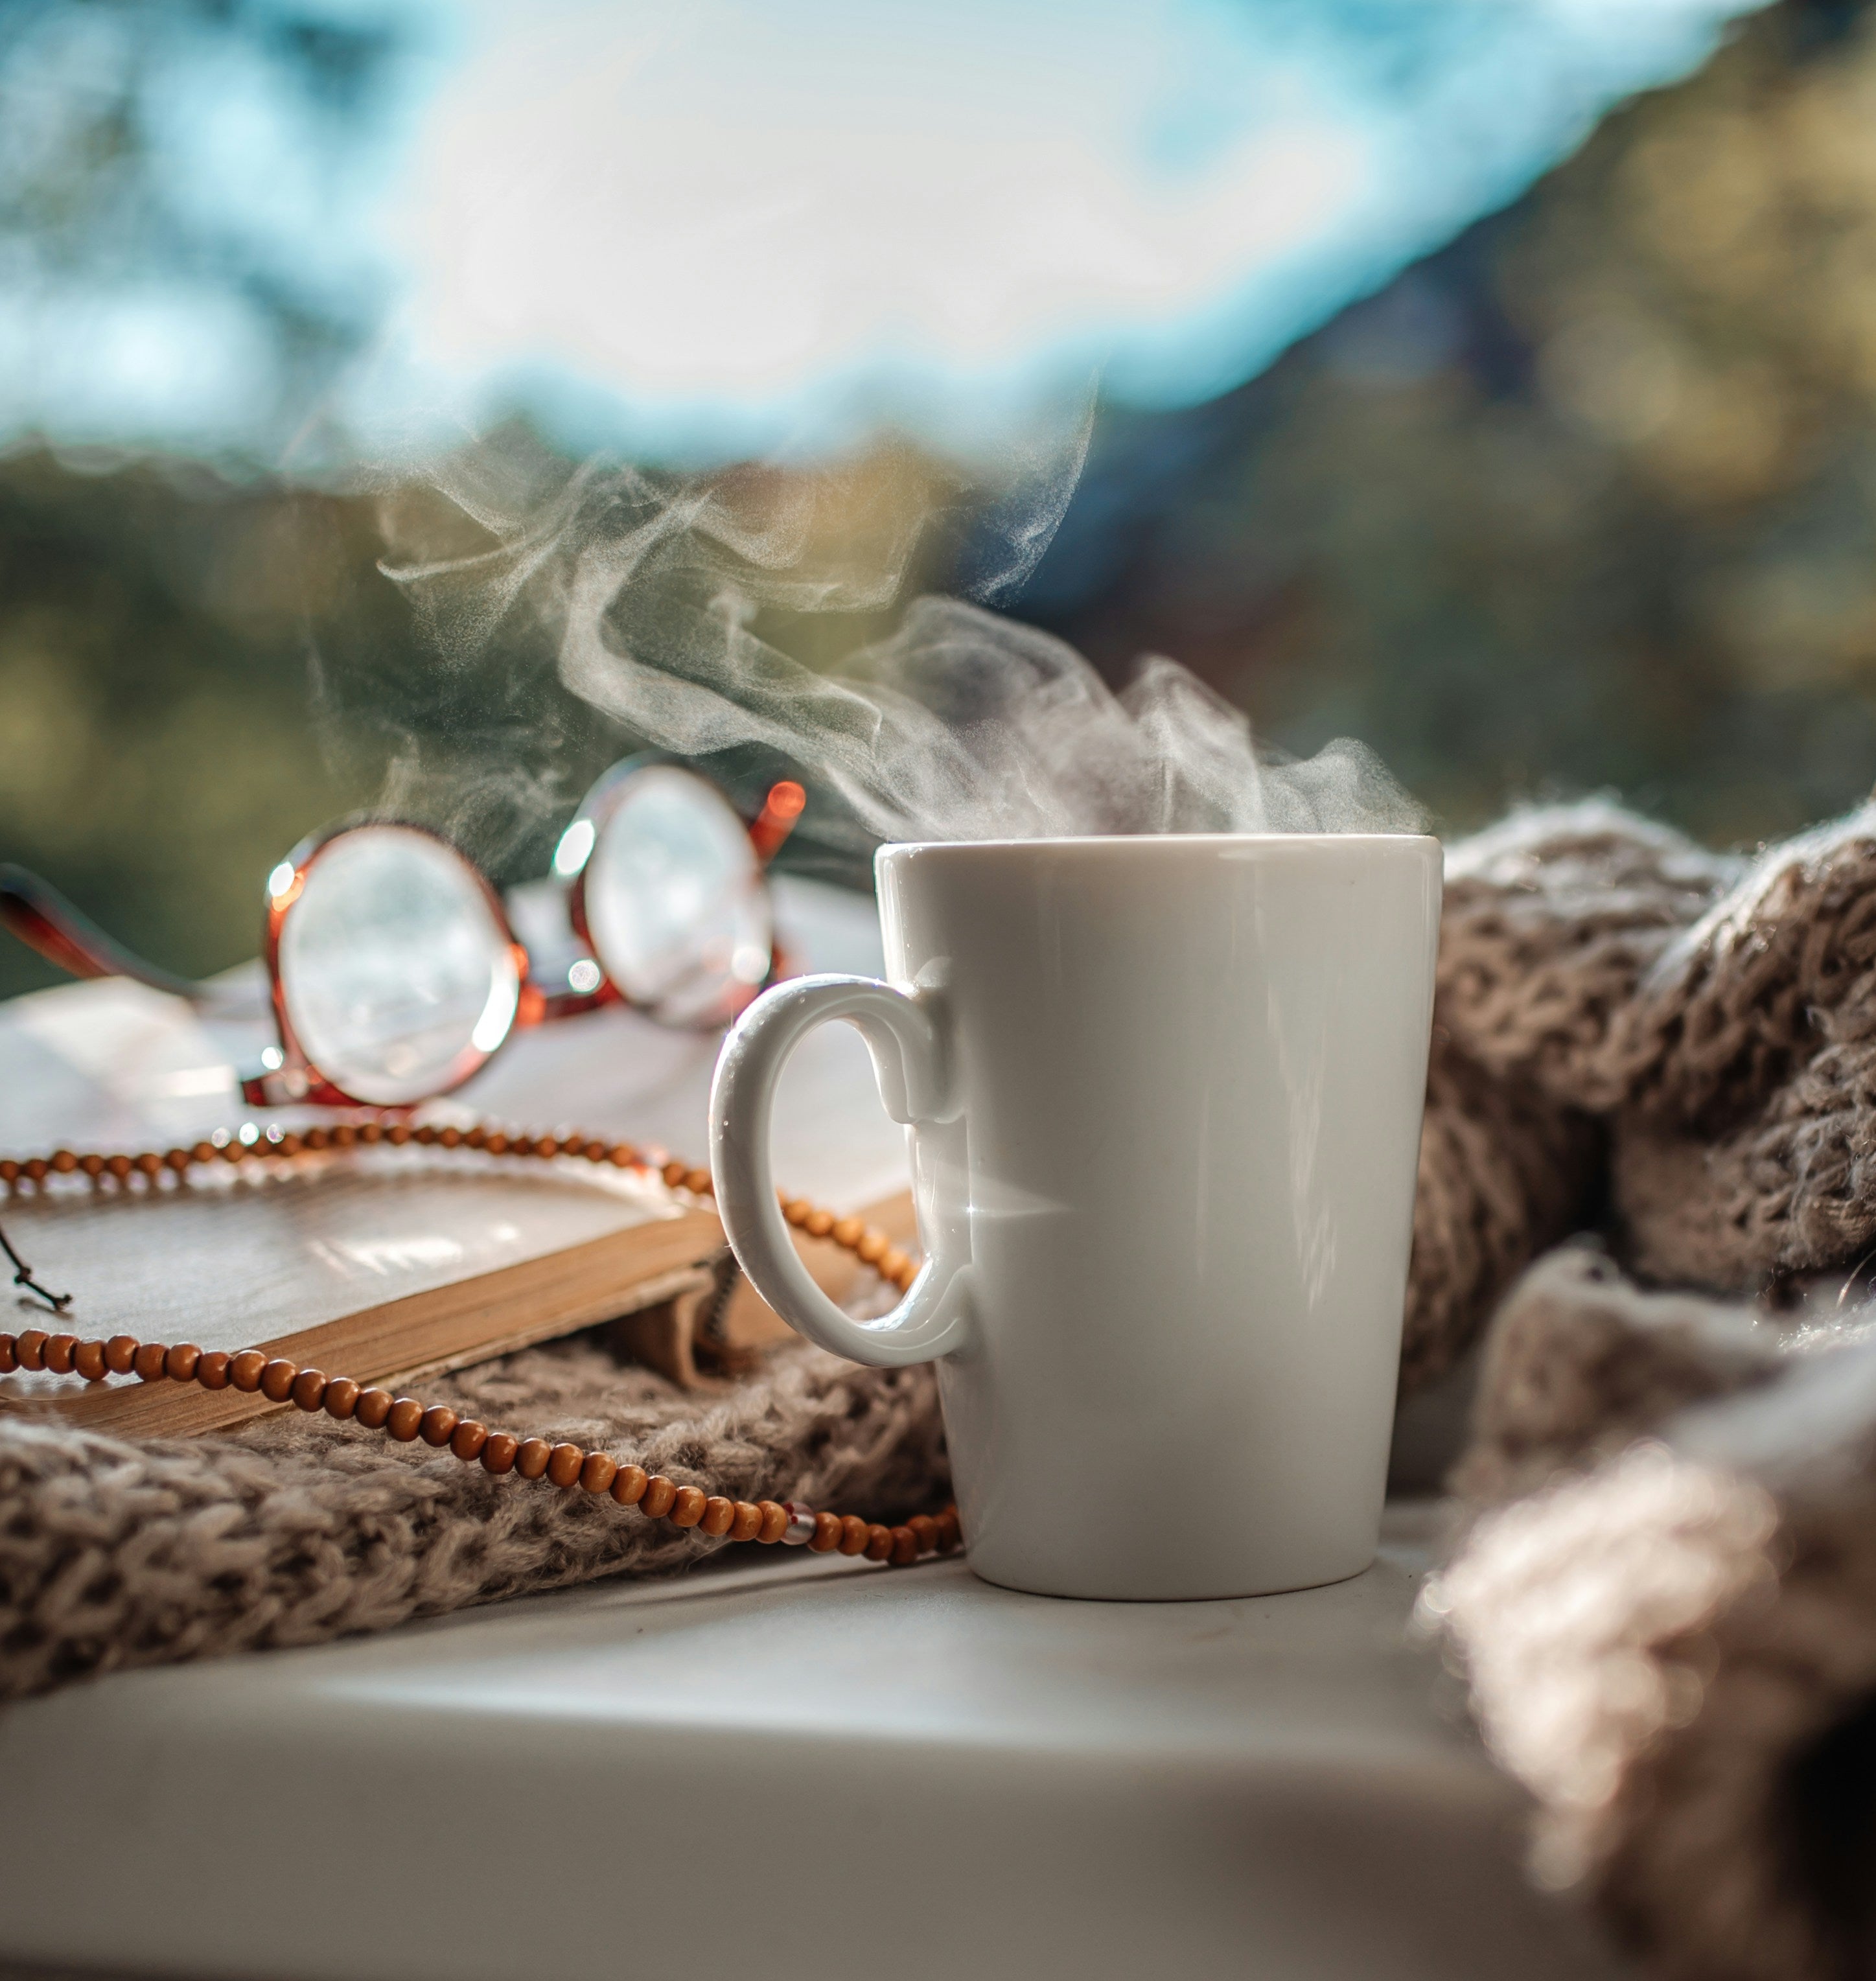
[{"x1": 377, "y1": 442, "x2": 1426, "y2": 848}]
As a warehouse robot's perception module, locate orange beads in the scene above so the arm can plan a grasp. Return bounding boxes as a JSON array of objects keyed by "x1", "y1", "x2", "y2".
[
  {"x1": 259, "y1": 1358, "x2": 299, "y2": 1404},
  {"x1": 0, "y1": 1297, "x2": 967, "y2": 1572},
  {"x1": 354, "y1": 1387, "x2": 393, "y2": 1429},
  {"x1": 419, "y1": 1406, "x2": 459, "y2": 1447},
  {"x1": 383, "y1": 1397, "x2": 423, "y2": 1441}
]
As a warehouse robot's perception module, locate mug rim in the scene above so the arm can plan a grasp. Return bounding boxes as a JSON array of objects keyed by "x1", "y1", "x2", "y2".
[{"x1": 876, "y1": 831, "x2": 1440, "y2": 860}]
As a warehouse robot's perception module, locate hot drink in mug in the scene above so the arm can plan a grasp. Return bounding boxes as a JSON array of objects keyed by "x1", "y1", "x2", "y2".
[{"x1": 710, "y1": 833, "x2": 1441, "y2": 1601}]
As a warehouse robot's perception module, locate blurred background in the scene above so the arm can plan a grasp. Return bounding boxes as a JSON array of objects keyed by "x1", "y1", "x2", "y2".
[{"x1": 5, "y1": 0, "x2": 1873, "y2": 998}]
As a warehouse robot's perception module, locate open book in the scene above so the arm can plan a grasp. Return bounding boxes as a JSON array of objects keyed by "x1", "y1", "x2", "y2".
[{"x1": 0, "y1": 877, "x2": 912, "y2": 1436}]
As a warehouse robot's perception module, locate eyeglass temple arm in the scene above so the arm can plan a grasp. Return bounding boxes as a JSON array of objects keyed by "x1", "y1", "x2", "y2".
[{"x1": 0, "y1": 864, "x2": 208, "y2": 1004}]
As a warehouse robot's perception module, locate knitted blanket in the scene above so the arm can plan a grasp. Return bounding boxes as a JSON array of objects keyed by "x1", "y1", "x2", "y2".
[
  {"x1": 1421, "y1": 799, "x2": 1876, "y2": 1981},
  {"x1": 1435, "y1": 1254, "x2": 1876, "y2": 1981},
  {"x1": 0, "y1": 1334, "x2": 947, "y2": 1699},
  {"x1": 10, "y1": 796, "x2": 1876, "y2": 1981}
]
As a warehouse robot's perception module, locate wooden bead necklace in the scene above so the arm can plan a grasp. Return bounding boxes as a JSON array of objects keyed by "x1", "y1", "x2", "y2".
[{"x1": 0, "y1": 1119, "x2": 959, "y2": 1571}]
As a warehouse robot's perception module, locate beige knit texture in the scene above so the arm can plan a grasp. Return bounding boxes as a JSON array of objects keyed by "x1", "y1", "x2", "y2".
[
  {"x1": 1438, "y1": 1264, "x2": 1876, "y2": 1981},
  {"x1": 0, "y1": 1335, "x2": 945, "y2": 1700},
  {"x1": 1402, "y1": 799, "x2": 1738, "y2": 1390},
  {"x1": 1384, "y1": 797, "x2": 1876, "y2": 1981},
  {"x1": 1407, "y1": 796, "x2": 1876, "y2": 1385}
]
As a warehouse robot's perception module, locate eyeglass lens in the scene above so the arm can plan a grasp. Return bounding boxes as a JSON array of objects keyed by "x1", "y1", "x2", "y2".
[
  {"x1": 582, "y1": 767, "x2": 772, "y2": 1027},
  {"x1": 278, "y1": 826, "x2": 520, "y2": 1106}
]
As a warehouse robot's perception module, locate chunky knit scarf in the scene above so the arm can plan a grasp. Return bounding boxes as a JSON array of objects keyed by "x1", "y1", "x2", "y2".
[
  {"x1": 0, "y1": 1336, "x2": 947, "y2": 1699},
  {"x1": 1422, "y1": 798, "x2": 1876, "y2": 1981}
]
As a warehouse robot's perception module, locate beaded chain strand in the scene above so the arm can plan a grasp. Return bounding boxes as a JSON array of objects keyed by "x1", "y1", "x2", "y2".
[{"x1": 0, "y1": 1120, "x2": 959, "y2": 1571}]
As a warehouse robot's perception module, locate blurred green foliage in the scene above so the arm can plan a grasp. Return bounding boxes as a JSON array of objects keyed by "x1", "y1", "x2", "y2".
[
  {"x1": 9, "y1": 1, "x2": 1876, "y2": 1001},
  {"x1": 1034, "y1": 1, "x2": 1876, "y2": 844},
  {"x1": 0, "y1": 455, "x2": 369, "y2": 997}
]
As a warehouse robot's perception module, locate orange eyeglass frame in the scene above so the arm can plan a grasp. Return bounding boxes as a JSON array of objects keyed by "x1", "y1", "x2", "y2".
[{"x1": 1, "y1": 770, "x2": 807, "y2": 1111}]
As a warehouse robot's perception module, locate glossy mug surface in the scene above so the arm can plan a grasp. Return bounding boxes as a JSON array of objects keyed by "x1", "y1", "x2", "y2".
[{"x1": 710, "y1": 834, "x2": 1441, "y2": 1600}]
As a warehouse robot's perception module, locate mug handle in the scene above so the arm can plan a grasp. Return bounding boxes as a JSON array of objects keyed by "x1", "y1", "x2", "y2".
[{"x1": 709, "y1": 973, "x2": 973, "y2": 1367}]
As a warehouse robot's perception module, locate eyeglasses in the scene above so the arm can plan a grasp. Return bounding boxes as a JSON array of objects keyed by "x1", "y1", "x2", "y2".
[{"x1": 1, "y1": 759, "x2": 806, "y2": 1111}]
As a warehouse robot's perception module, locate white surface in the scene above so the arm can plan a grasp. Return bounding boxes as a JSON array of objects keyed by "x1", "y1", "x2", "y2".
[
  {"x1": 0, "y1": 1509, "x2": 1623, "y2": 1981},
  {"x1": 715, "y1": 835, "x2": 1442, "y2": 1599}
]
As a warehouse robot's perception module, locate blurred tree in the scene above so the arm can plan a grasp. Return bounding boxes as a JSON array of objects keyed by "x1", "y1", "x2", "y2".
[
  {"x1": 1022, "y1": 0, "x2": 1876, "y2": 844},
  {"x1": 0, "y1": 0, "x2": 406, "y2": 456},
  {"x1": 0, "y1": 453, "x2": 373, "y2": 997}
]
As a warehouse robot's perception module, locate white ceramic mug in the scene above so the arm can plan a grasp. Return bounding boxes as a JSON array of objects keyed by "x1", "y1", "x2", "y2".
[{"x1": 710, "y1": 834, "x2": 1441, "y2": 1600}]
